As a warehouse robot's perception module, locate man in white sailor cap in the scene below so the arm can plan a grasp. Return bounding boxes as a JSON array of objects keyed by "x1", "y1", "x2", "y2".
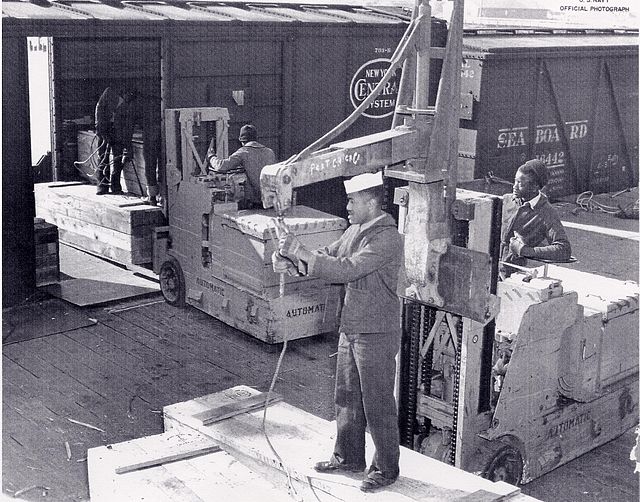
[{"x1": 278, "y1": 170, "x2": 403, "y2": 492}]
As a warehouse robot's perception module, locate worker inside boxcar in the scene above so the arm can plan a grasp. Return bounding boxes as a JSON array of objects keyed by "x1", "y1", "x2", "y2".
[
  {"x1": 94, "y1": 85, "x2": 138, "y2": 195},
  {"x1": 207, "y1": 124, "x2": 276, "y2": 209},
  {"x1": 500, "y1": 159, "x2": 572, "y2": 278},
  {"x1": 276, "y1": 171, "x2": 403, "y2": 493},
  {"x1": 141, "y1": 90, "x2": 162, "y2": 206}
]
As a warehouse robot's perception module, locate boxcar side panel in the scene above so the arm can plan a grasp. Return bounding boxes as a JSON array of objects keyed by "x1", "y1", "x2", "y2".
[{"x1": 3, "y1": 37, "x2": 36, "y2": 307}]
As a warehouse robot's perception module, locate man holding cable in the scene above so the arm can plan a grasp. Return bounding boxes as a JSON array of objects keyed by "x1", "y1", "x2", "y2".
[{"x1": 276, "y1": 171, "x2": 403, "y2": 492}]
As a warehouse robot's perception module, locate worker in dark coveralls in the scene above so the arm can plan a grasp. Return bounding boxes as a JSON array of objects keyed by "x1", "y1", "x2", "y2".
[
  {"x1": 500, "y1": 159, "x2": 572, "y2": 278},
  {"x1": 207, "y1": 124, "x2": 276, "y2": 209},
  {"x1": 94, "y1": 86, "x2": 137, "y2": 195},
  {"x1": 142, "y1": 91, "x2": 162, "y2": 206},
  {"x1": 277, "y1": 171, "x2": 403, "y2": 493}
]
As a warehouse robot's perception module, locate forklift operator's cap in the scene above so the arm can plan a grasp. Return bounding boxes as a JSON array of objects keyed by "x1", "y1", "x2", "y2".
[
  {"x1": 517, "y1": 159, "x2": 548, "y2": 188},
  {"x1": 344, "y1": 171, "x2": 383, "y2": 195},
  {"x1": 239, "y1": 124, "x2": 257, "y2": 142}
]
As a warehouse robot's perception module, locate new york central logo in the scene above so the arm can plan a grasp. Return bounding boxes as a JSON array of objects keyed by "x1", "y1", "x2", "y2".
[{"x1": 350, "y1": 58, "x2": 401, "y2": 119}]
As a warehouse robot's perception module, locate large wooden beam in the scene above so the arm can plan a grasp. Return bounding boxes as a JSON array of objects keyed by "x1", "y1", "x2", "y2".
[
  {"x1": 261, "y1": 128, "x2": 416, "y2": 211},
  {"x1": 163, "y1": 386, "x2": 540, "y2": 502}
]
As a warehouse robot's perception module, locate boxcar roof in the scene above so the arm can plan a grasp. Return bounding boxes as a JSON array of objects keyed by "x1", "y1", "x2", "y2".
[
  {"x1": 463, "y1": 32, "x2": 639, "y2": 57},
  {"x1": 2, "y1": 0, "x2": 408, "y2": 25}
]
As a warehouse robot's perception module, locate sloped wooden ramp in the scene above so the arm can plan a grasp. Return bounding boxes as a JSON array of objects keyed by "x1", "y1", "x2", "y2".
[{"x1": 88, "y1": 386, "x2": 541, "y2": 501}]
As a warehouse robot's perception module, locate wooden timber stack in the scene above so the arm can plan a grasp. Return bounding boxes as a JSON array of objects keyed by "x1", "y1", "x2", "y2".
[
  {"x1": 88, "y1": 386, "x2": 542, "y2": 502},
  {"x1": 34, "y1": 182, "x2": 164, "y2": 266},
  {"x1": 34, "y1": 217, "x2": 60, "y2": 286}
]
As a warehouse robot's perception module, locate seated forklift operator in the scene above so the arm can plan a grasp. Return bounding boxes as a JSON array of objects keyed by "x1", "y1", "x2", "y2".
[
  {"x1": 500, "y1": 159, "x2": 572, "y2": 278},
  {"x1": 207, "y1": 124, "x2": 276, "y2": 209}
]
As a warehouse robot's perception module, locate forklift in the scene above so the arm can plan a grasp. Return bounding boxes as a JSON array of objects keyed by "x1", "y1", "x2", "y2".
[
  {"x1": 256, "y1": 0, "x2": 639, "y2": 485},
  {"x1": 153, "y1": 107, "x2": 347, "y2": 344}
]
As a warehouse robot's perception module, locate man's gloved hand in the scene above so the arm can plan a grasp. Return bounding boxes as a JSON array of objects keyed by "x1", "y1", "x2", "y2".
[
  {"x1": 272, "y1": 251, "x2": 301, "y2": 276},
  {"x1": 209, "y1": 156, "x2": 222, "y2": 171},
  {"x1": 122, "y1": 151, "x2": 131, "y2": 165},
  {"x1": 509, "y1": 231, "x2": 529, "y2": 257},
  {"x1": 278, "y1": 234, "x2": 303, "y2": 259}
]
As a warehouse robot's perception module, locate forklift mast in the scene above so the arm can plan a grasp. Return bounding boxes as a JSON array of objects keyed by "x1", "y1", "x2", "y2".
[
  {"x1": 258, "y1": 0, "x2": 639, "y2": 486},
  {"x1": 260, "y1": 0, "x2": 497, "y2": 324}
]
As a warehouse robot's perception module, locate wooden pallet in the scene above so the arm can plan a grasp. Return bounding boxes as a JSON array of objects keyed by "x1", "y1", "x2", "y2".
[
  {"x1": 88, "y1": 386, "x2": 542, "y2": 501},
  {"x1": 34, "y1": 218, "x2": 60, "y2": 286},
  {"x1": 34, "y1": 182, "x2": 164, "y2": 266}
]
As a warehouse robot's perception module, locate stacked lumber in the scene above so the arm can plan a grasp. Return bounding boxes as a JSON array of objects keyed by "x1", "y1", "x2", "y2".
[
  {"x1": 34, "y1": 182, "x2": 164, "y2": 266},
  {"x1": 34, "y1": 218, "x2": 60, "y2": 286},
  {"x1": 88, "y1": 386, "x2": 542, "y2": 501}
]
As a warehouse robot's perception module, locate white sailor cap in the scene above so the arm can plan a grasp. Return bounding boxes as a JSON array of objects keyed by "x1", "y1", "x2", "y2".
[{"x1": 343, "y1": 171, "x2": 383, "y2": 195}]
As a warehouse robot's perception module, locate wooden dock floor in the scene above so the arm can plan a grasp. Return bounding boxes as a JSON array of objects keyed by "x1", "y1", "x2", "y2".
[
  {"x1": 3, "y1": 294, "x2": 637, "y2": 501},
  {"x1": 2, "y1": 296, "x2": 338, "y2": 501}
]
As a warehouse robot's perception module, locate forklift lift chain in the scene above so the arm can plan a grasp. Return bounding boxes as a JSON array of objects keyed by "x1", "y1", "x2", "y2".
[
  {"x1": 399, "y1": 301, "x2": 422, "y2": 447},
  {"x1": 448, "y1": 316, "x2": 463, "y2": 465},
  {"x1": 401, "y1": 302, "x2": 463, "y2": 467}
]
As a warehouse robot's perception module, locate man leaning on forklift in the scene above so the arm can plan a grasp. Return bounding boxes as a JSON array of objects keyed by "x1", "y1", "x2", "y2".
[
  {"x1": 500, "y1": 159, "x2": 572, "y2": 278},
  {"x1": 207, "y1": 124, "x2": 276, "y2": 209}
]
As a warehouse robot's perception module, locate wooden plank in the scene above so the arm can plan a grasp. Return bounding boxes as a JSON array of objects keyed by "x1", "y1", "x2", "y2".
[
  {"x1": 35, "y1": 208, "x2": 152, "y2": 251},
  {"x1": 115, "y1": 445, "x2": 222, "y2": 475},
  {"x1": 2, "y1": 353, "x2": 106, "y2": 432},
  {"x1": 163, "y1": 386, "x2": 541, "y2": 502},
  {"x1": 56, "y1": 228, "x2": 150, "y2": 265},
  {"x1": 192, "y1": 392, "x2": 282, "y2": 426},
  {"x1": 34, "y1": 182, "x2": 164, "y2": 229}
]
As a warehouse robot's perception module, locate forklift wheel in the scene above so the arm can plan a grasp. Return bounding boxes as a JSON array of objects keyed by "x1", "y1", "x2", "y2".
[
  {"x1": 159, "y1": 258, "x2": 185, "y2": 307},
  {"x1": 483, "y1": 443, "x2": 523, "y2": 486}
]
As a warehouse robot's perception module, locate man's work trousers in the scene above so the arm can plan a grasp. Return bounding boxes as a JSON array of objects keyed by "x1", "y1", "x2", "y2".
[
  {"x1": 96, "y1": 137, "x2": 124, "y2": 192},
  {"x1": 143, "y1": 133, "x2": 160, "y2": 198},
  {"x1": 333, "y1": 331, "x2": 401, "y2": 478}
]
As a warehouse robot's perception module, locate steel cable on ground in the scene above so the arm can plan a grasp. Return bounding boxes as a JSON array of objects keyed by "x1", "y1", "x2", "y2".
[
  {"x1": 261, "y1": 220, "x2": 303, "y2": 501},
  {"x1": 575, "y1": 191, "x2": 621, "y2": 214},
  {"x1": 575, "y1": 190, "x2": 639, "y2": 218}
]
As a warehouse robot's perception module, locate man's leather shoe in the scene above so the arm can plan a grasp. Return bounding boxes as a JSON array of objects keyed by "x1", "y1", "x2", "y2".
[
  {"x1": 314, "y1": 460, "x2": 365, "y2": 474},
  {"x1": 96, "y1": 185, "x2": 109, "y2": 195},
  {"x1": 359, "y1": 470, "x2": 398, "y2": 492}
]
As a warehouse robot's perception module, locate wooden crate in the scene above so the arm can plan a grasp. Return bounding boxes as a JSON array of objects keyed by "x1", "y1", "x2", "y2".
[
  {"x1": 161, "y1": 386, "x2": 540, "y2": 502},
  {"x1": 208, "y1": 207, "x2": 346, "y2": 292},
  {"x1": 34, "y1": 218, "x2": 60, "y2": 286},
  {"x1": 548, "y1": 265, "x2": 639, "y2": 395},
  {"x1": 87, "y1": 430, "x2": 287, "y2": 502},
  {"x1": 183, "y1": 269, "x2": 342, "y2": 344},
  {"x1": 88, "y1": 386, "x2": 539, "y2": 501},
  {"x1": 34, "y1": 182, "x2": 164, "y2": 266},
  {"x1": 169, "y1": 205, "x2": 347, "y2": 343}
]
